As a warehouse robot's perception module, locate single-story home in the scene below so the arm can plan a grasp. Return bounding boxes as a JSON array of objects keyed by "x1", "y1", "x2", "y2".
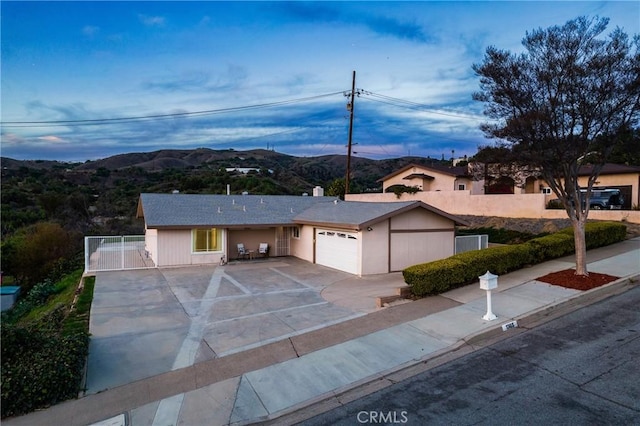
[{"x1": 136, "y1": 193, "x2": 468, "y2": 275}]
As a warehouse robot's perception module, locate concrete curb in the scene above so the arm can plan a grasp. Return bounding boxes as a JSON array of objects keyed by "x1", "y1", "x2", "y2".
[{"x1": 253, "y1": 273, "x2": 639, "y2": 426}]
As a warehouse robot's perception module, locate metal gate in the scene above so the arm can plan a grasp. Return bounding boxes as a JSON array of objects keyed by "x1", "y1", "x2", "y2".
[
  {"x1": 455, "y1": 234, "x2": 489, "y2": 254},
  {"x1": 84, "y1": 236, "x2": 155, "y2": 273}
]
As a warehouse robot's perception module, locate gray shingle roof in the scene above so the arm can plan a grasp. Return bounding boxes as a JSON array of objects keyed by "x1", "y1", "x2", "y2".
[
  {"x1": 294, "y1": 200, "x2": 468, "y2": 229},
  {"x1": 138, "y1": 193, "x2": 339, "y2": 228},
  {"x1": 138, "y1": 194, "x2": 468, "y2": 230}
]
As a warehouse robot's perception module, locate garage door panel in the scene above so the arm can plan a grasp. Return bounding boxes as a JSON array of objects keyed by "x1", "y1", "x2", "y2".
[{"x1": 316, "y1": 230, "x2": 359, "y2": 274}]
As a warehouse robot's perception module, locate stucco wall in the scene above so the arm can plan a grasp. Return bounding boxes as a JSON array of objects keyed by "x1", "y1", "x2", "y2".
[
  {"x1": 144, "y1": 227, "x2": 158, "y2": 266},
  {"x1": 388, "y1": 208, "x2": 455, "y2": 272},
  {"x1": 346, "y1": 192, "x2": 640, "y2": 224},
  {"x1": 383, "y1": 167, "x2": 461, "y2": 192},
  {"x1": 155, "y1": 229, "x2": 224, "y2": 266},
  {"x1": 291, "y1": 225, "x2": 314, "y2": 262},
  {"x1": 361, "y1": 220, "x2": 389, "y2": 275}
]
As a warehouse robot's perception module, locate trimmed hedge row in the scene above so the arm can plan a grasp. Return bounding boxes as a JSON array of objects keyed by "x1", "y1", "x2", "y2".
[{"x1": 404, "y1": 221, "x2": 627, "y2": 297}]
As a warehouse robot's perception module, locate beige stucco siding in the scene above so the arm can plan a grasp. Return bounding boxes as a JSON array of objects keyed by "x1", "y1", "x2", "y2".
[
  {"x1": 361, "y1": 220, "x2": 389, "y2": 275},
  {"x1": 388, "y1": 208, "x2": 455, "y2": 272},
  {"x1": 155, "y1": 229, "x2": 224, "y2": 266},
  {"x1": 390, "y1": 231, "x2": 453, "y2": 271},
  {"x1": 291, "y1": 225, "x2": 314, "y2": 262},
  {"x1": 383, "y1": 167, "x2": 465, "y2": 192},
  {"x1": 390, "y1": 207, "x2": 453, "y2": 230},
  {"x1": 144, "y1": 227, "x2": 158, "y2": 266}
]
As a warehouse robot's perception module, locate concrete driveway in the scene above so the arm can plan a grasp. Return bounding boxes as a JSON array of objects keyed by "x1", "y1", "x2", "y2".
[{"x1": 86, "y1": 258, "x2": 404, "y2": 394}]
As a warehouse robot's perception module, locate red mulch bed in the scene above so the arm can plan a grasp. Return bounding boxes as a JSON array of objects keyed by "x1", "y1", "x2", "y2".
[{"x1": 536, "y1": 269, "x2": 619, "y2": 291}]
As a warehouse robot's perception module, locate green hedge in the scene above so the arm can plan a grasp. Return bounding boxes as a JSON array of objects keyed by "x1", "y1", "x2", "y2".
[{"x1": 404, "y1": 221, "x2": 626, "y2": 297}]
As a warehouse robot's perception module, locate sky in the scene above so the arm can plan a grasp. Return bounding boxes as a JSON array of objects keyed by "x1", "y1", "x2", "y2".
[{"x1": 1, "y1": 1, "x2": 639, "y2": 162}]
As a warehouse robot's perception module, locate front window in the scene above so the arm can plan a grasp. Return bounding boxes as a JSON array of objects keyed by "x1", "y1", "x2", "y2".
[
  {"x1": 292, "y1": 226, "x2": 301, "y2": 239},
  {"x1": 192, "y1": 228, "x2": 222, "y2": 252}
]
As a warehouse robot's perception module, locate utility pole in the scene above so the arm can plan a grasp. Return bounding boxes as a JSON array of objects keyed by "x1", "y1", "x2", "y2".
[{"x1": 345, "y1": 70, "x2": 356, "y2": 196}]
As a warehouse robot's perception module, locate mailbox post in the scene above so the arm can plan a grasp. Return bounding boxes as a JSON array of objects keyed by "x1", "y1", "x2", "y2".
[{"x1": 479, "y1": 271, "x2": 498, "y2": 321}]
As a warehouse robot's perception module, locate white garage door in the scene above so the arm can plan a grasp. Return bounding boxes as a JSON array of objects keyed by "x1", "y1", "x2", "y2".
[{"x1": 315, "y1": 229, "x2": 359, "y2": 274}]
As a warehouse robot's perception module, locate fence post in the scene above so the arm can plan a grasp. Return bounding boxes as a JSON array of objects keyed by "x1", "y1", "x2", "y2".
[
  {"x1": 121, "y1": 236, "x2": 125, "y2": 270},
  {"x1": 84, "y1": 237, "x2": 89, "y2": 273}
]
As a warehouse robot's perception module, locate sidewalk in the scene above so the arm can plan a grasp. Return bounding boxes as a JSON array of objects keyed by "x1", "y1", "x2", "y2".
[{"x1": 4, "y1": 238, "x2": 639, "y2": 426}]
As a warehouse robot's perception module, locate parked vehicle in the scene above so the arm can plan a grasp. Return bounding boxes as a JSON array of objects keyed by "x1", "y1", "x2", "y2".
[
  {"x1": 547, "y1": 188, "x2": 624, "y2": 210},
  {"x1": 584, "y1": 188, "x2": 624, "y2": 209}
]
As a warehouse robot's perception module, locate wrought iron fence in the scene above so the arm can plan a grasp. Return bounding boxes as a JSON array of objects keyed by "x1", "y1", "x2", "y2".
[
  {"x1": 455, "y1": 234, "x2": 489, "y2": 254},
  {"x1": 84, "y1": 236, "x2": 155, "y2": 273}
]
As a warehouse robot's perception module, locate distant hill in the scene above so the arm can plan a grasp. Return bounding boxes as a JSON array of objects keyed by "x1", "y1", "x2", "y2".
[
  {"x1": 2, "y1": 148, "x2": 449, "y2": 191},
  {"x1": 1, "y1": 148, "x2": 452, "y2": 237}
]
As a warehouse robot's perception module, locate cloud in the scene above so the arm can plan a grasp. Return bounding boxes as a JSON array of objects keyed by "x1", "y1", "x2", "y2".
[
  {"x1": 138, "y1": 14, "x2": 165, "y2": 27},
  {"x1": 275, "y1": 3, "x2": 432, "y2": 43},
  {"x1": 82, "y1": 25, "x2": 99, "y2": 37},
  {"x1": 38, "y1": 135, "x2": 66, "y2": 143}
]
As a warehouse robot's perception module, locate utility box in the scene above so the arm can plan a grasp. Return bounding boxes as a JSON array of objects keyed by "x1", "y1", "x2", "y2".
[{"x1": 479, "y1": 271, "x2": 498, "y2": 290}]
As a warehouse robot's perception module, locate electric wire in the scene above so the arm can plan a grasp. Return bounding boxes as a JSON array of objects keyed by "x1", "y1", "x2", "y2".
[{"x1": 0, "y1": 91, "x2": 345, "y2": 128}]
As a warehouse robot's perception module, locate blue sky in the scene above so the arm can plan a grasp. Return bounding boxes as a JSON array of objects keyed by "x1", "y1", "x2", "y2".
[{"x1": 2, "y1": 1, "x2": 639, "y2": 162}]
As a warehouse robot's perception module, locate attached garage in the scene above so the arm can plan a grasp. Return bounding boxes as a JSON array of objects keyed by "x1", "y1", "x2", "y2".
[
  {"x1": 295, "y1": 200, "x2": 468, "y2": 276},
  {"x1": 315, "y1": 229, "x2": 360, "y2": 274}
]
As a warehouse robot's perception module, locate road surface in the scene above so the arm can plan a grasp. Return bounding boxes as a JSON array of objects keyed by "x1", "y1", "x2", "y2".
[{"x1": 300, "y1": 285, "x2": 640, "y2": 425}]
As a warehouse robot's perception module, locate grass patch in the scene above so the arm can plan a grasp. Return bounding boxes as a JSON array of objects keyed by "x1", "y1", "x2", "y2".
[{"x1": 17, "y1": 270, "x2": 83, "y2": 326}]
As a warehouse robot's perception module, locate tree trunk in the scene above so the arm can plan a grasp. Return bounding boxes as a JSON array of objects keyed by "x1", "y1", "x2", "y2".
[{"x1": 572, "y1": 217, "x2": 588, "y2": 276}]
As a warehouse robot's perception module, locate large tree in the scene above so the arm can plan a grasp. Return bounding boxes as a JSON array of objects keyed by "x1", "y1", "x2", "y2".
[{"x1": 473, "y1": 16, "x2": 640, "y2": 275}]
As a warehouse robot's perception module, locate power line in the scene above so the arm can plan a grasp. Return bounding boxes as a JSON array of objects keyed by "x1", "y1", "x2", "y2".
[
  {"x1": 1, "y1": 91, "x2": 345, "y2": 128},
  {"x1": 361, "y1": 91, "x2": 484, "y2": 121}
]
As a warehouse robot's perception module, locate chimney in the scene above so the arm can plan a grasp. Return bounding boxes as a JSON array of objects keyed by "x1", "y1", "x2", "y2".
[{"x1": 313, "y1": 186, "x2": 324, "y2": 197}]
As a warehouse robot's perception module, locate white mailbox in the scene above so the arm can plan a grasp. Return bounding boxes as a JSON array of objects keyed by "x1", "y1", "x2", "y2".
[
  {"x1": 479, "y1": 271, "x2": 498, "y2": 321},
  {"x1": 479, "y1": 271, "x2": 498, "y2": 290}
]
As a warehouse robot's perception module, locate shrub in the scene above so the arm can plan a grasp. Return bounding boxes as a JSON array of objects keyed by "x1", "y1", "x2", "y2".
[
  {"x1": 456, "y1": 226, "x2": 546, "y2": 244},
  {"x1": 1, "y1": 324, "x2": 89, "y2": 418},
  {"x1": 404, "y1": 258, "x2": 468, "y2": 296},
  {"x1": 526, "y1": 233, "x2": 575, "y2": 263},
  {"x1": 404, "y1": 221, "x2": 627, "y2": 297},
  {"x1": 1, "y1": 272, "x2": 93, "y2": 418},
  {"x1": 559, "y1": 221, "x2": 627, "y2": 249}
]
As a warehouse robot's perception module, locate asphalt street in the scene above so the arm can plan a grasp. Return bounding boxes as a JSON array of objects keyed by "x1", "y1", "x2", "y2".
[{"x1": 299, "y1": 285, "x2": 640, "y2": 426}]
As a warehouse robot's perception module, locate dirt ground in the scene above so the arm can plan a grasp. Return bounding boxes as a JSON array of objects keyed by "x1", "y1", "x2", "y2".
[{"x1": 458, "y1": 215, "x2": 640, "y2": 239}]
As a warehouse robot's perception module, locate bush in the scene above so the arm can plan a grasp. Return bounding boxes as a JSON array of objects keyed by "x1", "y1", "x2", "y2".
[
  {"x1": 403, "y1": 258, "x2": 468, "y2": 295},
  {"x1": 1, "y1": 273, "x2": 93, "y2": 418},
  {"x1": 1, "y1": 325, "x2": 89, "y2": 418},
  {"x1": 526, "y1": 233, "x2": 575, "y2": 263},
  {"x1": 456, "y1": 226, "x2": 546, "y2": 244},
  {"x1": 404, "y1": 221, "x2": 627, "y2": 297},
  {"x1": 559, "y1": 221, "x2": 627, "y2": 249}
]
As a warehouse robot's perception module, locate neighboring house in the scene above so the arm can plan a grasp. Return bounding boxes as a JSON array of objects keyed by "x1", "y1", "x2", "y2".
[
  {"x1": 136, "y1": 193, "x2": 468, "y2": 275},
  {"x1": 378, "y1": 163, "x2": 479, "y2": 194},
  {"x1": 378, "y1": 162, "x2": 640, "y2": 208}
]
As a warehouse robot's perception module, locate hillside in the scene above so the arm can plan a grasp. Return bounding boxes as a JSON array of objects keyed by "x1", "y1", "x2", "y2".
[{"x1": 0, "y1": 148, "x2": 447, "y2": 238}]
